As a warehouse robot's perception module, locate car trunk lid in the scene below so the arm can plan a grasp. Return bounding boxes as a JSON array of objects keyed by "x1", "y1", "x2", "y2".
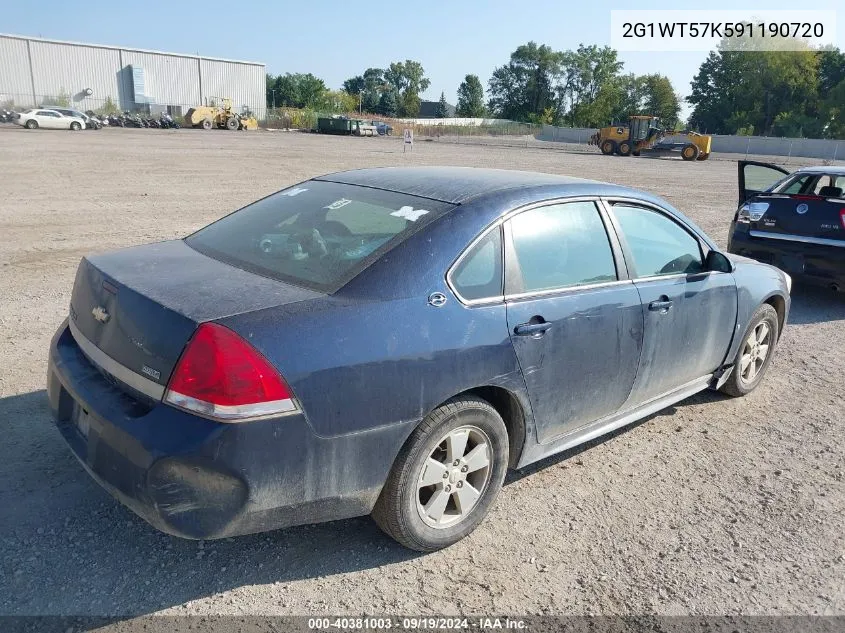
[
  {"x1": 68, "y1": 240, "x2": 323, "y2": 399},
  {"x1": 750, "y1": 194, "x2": 845, "y2": 245}
]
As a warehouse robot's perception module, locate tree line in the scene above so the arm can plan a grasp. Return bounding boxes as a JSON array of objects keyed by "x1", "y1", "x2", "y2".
[{"x1": 265, "y1": 38, "x2": 845, "y2": 138}]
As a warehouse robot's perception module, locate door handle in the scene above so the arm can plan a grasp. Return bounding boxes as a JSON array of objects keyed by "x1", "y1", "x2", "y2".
[
  {"x1": 648, "y1": 298, "x2": 673, "y2": 312},
  {"x1": 514, "y1": 322, "x2": 553, "y2": 336}
]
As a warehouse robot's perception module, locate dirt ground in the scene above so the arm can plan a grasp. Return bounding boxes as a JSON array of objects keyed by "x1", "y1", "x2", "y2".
[{"x1": 1, "y1": 127, "x2": 843, "y2": 619}]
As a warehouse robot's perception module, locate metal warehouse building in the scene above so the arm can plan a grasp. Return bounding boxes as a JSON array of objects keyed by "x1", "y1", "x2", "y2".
[{"x1": 0, "y1": 34, "x2": 265, "y2": 119}]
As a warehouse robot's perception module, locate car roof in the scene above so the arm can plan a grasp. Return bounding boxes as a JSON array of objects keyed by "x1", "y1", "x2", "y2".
[
  {"x1": 314, "y1": 166, "x2": 639, "y2": 204},
  {"x1": 794, "y1": 166, "x2": 845, "y2": 176}
]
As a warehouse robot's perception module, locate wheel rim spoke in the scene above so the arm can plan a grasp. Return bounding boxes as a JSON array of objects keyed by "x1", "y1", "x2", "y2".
[
  {"x1": 454, "y1": 483, "x2": 481, "y2": 514},
  {"x1": 747, "y1": 359, "x2": 758, "y2": 380},
  {"x1": 740, "y1": 353, "x2": 753, "y2": 374},
  {"x1": 757, "y1": 343, "x2": 769, "y2": 362},
  {"x1": 418, "y1": 458, "x2": 449, "y2": 488},
  {"x1": 463, "y1": 444, "x2": 490, "y2": 474},
  {"x1": 756, "y1": 323, "x2": 769, "y2": 344},
  {"x1": 424, "y1": 488, "x2": 450, "y2": 523},
  {"x1": 446, "y1": 429, "x2": 469, "y2": 462}
]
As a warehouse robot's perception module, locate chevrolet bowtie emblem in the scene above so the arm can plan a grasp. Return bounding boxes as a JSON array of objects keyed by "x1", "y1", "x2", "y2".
[{"x1": 92, "y1": 306, "x2": 110, "y2": 323}]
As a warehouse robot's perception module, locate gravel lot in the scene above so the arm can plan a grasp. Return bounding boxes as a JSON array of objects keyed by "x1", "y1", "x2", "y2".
[{"x1": 1, "y1": 127, "x2": 843, "y2": 619}]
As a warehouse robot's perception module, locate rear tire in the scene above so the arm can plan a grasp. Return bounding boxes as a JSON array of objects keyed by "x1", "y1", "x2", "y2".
[
  {"x1": 696, "y1": 152, "x2": 710, "y2": 161},
  {"x1": 719, "y1": 304, "x2": 779, "y2": 397},
  {"x1": 618, "y1": 141, "x2": 632, "y2": 156},
  {"x1": 201, "y1": 118, "x2": 213, "y2": 130},
  {"x1": 372, "y1": 396, "x2": 509, "y2": 552},
  {"x1": 25, "y1": 119, "x2": 37, "y2": 129},
  {"x1": 600, "y1": 140, "x2": 616, "y2": 156},
  {"x1": 681, "y1": 143, "x2": 700, "y2": 161}
]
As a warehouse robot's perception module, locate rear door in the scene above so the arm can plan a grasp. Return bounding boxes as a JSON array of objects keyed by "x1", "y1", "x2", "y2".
[
  {"x1": 504, "y1": 199, "x2": 643, "y2": 443},
  {"x1": 738, "y1": 161, "x2": 790, "y2": 204}
]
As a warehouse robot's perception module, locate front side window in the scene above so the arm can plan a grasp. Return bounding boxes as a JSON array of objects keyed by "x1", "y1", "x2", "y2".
[
  {"x1": 613, "y1": 205, "x2": 703, "y2": 277},
  {"x1": 186, "y1": 180, "x2": 454, "y2": 293},
  {"x1": 507, "y1": 201, "x2": 617, "y2": 294},
  {"x1": 450, "y1": 227, "x2": 503, "y2": 301}
]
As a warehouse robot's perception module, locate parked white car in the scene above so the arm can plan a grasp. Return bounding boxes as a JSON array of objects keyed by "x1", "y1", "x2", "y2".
[{"x1": 15, "y1": 109, "x2": 86, "y2": 131}]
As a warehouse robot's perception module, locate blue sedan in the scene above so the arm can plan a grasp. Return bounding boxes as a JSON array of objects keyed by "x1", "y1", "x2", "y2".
[{"x1": 47, "y1": 167, "x2": 791, "y2": 551}]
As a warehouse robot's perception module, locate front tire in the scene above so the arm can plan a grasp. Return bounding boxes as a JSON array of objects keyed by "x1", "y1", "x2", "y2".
[
  {"x1": 70, "y1": 122, "x2": 81, "y2": 131},
  {"x1": 681, "y1": 143, "x2": 700, "y2": 161},
  {"x1": 618, "y1": 141, "x2": 632, "y2": 156},
  {"x1": 719, "y1": 304, "x2": 779, "y2": 397},
  {"x1": 600, "y1": 140, "x2": 616, "y2": 155},
  {"x1": 372, "y1": 396, "x2": 509, "y2": 551}
]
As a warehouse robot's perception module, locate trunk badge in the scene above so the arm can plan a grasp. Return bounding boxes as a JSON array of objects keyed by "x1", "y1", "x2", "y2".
[
  {"x1": 92, "y1": 306, "x2": 110, "y2": 323},
  {"x1": 796, "y1": 203, "x2": 809, "y2": 215}
]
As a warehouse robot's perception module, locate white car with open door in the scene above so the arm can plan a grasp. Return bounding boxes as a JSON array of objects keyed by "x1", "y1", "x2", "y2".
[{"x1": 15, "y1": 109, "x2": 86, "y2": 131}]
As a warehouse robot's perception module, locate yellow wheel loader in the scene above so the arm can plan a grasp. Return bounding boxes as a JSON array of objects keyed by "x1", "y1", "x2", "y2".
[
  {"x1": 184, "y1": 98, "x2": 258, "y2": 131},
  {"x1": 590, "y1": 115, "x2": 711, "y2": 161}
]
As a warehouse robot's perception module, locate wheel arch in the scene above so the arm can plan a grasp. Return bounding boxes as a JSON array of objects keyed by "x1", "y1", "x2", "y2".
[
  {"x1": 447, "y1": 385, "x2": 528, "y2": 469},
  {"x1": 763, "y1": 292, "x2": 787, "y2": 340}
]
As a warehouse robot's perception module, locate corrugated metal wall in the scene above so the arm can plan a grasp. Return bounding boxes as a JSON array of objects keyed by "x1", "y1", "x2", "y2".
[
  {"x1": 28, "y1": 39, "x2": 121, "y2": 111},
  {"x1": 0, "y1": 35, "x2": 265, "y2": 117},
  {"x1": 121, "y1": 50, "x2": 201, "y2": 110},
  {"x1": 0, "y1": 36, "x2": 33, "y2": 103},
  {"x1": 200, "y1": 59, "x2": 265, "y2": 117}
]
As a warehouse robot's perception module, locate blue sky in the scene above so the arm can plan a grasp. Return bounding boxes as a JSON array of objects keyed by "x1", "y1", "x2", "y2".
[{"x1": 4, "y1": 0, "x2": 842, "y2": 118}]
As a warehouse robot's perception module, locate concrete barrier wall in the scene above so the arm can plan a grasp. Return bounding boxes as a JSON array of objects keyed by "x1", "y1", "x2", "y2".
[
  {"x1": 393, "y1": 117, "x2": 513, "y2": 126},
  {"x1": 538, "y1": 124, "x2": 845, "y2": 161}
]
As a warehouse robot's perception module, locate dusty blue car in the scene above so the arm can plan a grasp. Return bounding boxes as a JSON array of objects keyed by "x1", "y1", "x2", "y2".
[{"x1": 47, "y1": 167, "x2": 791, "y2": 551}]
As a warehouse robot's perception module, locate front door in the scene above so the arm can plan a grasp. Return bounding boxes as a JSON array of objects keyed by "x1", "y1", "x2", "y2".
[
  {"x1": 504, "y1": 200, "x2": 643, "y2": 443},
  {"x1": 608, "y1": 202, "x2": 738, "y2": 403},
  {"x1": 738, "y1": 160, "x2": 790, "y2": 204}
]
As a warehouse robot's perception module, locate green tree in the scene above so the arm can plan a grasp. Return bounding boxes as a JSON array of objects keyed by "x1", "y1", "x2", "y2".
[
  {"x1": 383, "y1": 60, "x2": 430, "y2": 117},
  {"x1": 267, "y1": 73, "x2": 328, "y2": 109},
  {"x1": 487, "y1": 42, "x2": 565, "y2": 122},
  {"x1": 342, "y1": 75, "x2": 365, "y2": 95},
  {"x1": 400, "y1": 91, "x2": 421, "y2": 117},
  {"x1": 435, "y1": 92, "x2": 448, "y2": 118},
  {"x1": 688, "y1": 37, "x2": 819, "y2": 135},
  {"x1": 560, "y1": 45, "x2": 624, "y2": 126},
  {"x1": 377, "y1": 89, "x2": 398, "y2": 117},
  {"x1": 641, "y1": 74, "x2": 681, "y2": 128},
  {"x1": 456, "y1": 74, "x2": 486, "y2": 117}
]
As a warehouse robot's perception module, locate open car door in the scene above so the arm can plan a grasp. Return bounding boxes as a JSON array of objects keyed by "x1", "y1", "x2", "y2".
[{"x1": 738, "y1": 161, "x2": 790, "y2": 204}]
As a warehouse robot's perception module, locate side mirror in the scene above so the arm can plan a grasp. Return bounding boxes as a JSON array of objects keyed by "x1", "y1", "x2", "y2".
[{"x1": 706, "y1": 250, "x2": 733, "y2": 273}]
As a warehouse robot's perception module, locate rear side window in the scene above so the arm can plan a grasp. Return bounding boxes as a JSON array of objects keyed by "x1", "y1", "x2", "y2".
[
  {"x1": 186, "y1": 181, "x2": 454, "y2": 293},
  {"x1": 613, "y1": 205, "x2": 703, "y2": 277},
  {"x1": 450, "y1": 227, "x2": 503, "y2": 301},
  {"x1": 508, "y1": 201, "x2": 617, "y2": 294}
]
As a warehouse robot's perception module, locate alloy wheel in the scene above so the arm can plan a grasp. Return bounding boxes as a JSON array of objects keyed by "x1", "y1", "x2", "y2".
[
  {"x1": 416, "y1": 425, "x2": 492, "y2": 528},
  {"x1": 740, "y1": 322, "x2": 771, "y2": 383}
]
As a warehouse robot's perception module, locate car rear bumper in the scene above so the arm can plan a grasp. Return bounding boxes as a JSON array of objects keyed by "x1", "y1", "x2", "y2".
[
  {"x1": 47, "y1": 320, "x2": 415, "y2": 539},
  {"x1": 729, "y1": 225, "x2": 845, "y2": 289}
]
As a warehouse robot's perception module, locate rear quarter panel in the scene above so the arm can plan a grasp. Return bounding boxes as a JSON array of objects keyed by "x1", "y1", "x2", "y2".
[{"x1": 215, "y1": 198, "x2": 533, "y2": 440}]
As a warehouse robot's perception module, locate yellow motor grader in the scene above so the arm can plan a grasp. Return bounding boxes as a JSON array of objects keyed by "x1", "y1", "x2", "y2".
[
  {"x1": 589, "y1": 115, "x2": 711, "y2": 161},
  {"x1": 184, "y1": 98, "x2": 258, "y2": 131}
]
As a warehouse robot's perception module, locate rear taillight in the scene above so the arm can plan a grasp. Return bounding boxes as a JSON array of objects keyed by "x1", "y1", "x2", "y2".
[
  {"x1": 738, "y1": 202, "x2": 769, "y2": 223},
  {"x1": 164, "y1": 323, "x2": 298, "y2": 422}
]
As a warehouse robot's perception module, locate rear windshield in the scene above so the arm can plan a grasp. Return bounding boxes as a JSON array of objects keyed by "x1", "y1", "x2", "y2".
[{"x1": 186, "y1": 180, "x2": 453, "y2": 293}]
